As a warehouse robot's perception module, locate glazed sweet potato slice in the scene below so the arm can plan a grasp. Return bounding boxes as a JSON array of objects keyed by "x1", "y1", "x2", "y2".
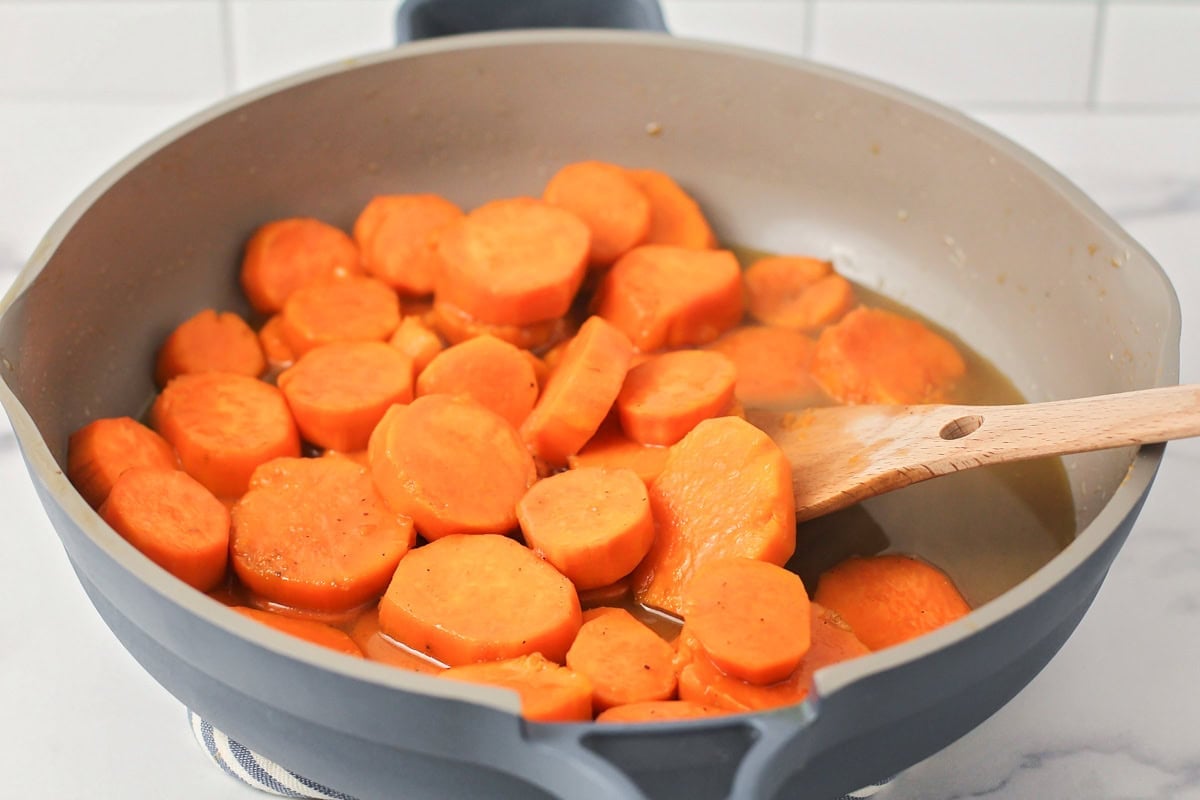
[
  {"x1": 811, "y1": 307, "x2": 966, "y2": 405},
  {"x1": 279, "y1": 275, "x2": 401, "y2": 357},
  {"x1": 567, "y1": 417, "x2": 671, "y2": 485},
  {"x1": 353, "y1": 193, "x2": 464, "y2": 296},
  {"x1": 415, "y1": 334, "x2": 538, "y2": 428},
  {"x1": 616, "y1": 349, "x2": 737, "y2": 446},
  {"x1": 277, "y1": 340, "x2": 414, "y2": 452},
  {"x1": 232, "y1": 607, "x2": 363, "y2": 658},
  {"x1": 440, "y1": 653, "x2": 594, "y2": 722},
  {"x1": 520, "y1": 316, "x2": 634, "y2": 465},
  {"x1": 813, "y1": 554, "x2": 971, "y2": 650},
  {"x1": 543, "y1": 160, "x2": 650, "y2": 266},
  {"x1": 517, "y1": 466, "x2": 655, "y2": 590},
  {"x1": 594, "y1": 245, "x2": 743, "y2": 352},
  {"x1": 632, "y1": 416, "x2": 796, "y2": 616},
  {"x1": 151, "y1": 371, "x2": 300, "y2": 499},
  {"x1": 349, "y1": 609, "x2": 446, "y2": 674},
  {"x1": 241, "y1": 217, "x2": 361, "y2": 314},
  {"x1": 704, "y1": 325, "x2": 823, "y2": 409},
  {"x1": 99, "y1": 467, "x2": 229, "y2": 592},
  {"x1": 596, "y1": 700, "x2": 728, "y2": 723},
  {"x1": 430, "y1": 297, "x2": 569, "y2": 350},
  {"x1": 625, "y1": 168, "x2": 716, "y2": 250},
  {"x1": 565, "y1": 607, "x2": 677, "y2": 711},
  {"x1": 68, "y1": 416, "x2": 178, "y2": 508},
  {"x1": 682, "y1": 558, "x2": 811, "y2": 685},
  {"x1": 434, "y1": 197, "x2": 589, "y2": 327},
  {"x1": 258, "y1": 314, "x2": 296, "y2": 370},
  {"x1": 676, "y1": 604, "x2": 869, "y2": 712},
  {"x1": 389, "y1": 315, "x2": 445, "y2": 377},
  {"x1": 379, "y1": 534, "x2": 582, "y2": 666},
  {"x1": 230, "y1": 456, "x2": 414, "y2": 612},
  {"x1": 155, "y1": 309, "x2": 265, "y2": 387},
  {"x1": 369, "y1": 395, "x2": 536, "y2": 540},
  {"x1": 742, "y1": 256, "x2": 855, "y2": 332}
]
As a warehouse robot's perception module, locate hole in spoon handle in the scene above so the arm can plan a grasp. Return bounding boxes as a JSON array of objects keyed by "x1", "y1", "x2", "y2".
[{"x1": 939, "y1": 414, "x2": 984, "y2": 440}]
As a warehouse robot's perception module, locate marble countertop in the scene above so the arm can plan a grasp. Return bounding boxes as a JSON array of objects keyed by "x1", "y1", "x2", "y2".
[{"x1": 2, "y1": 37, "x2": 1199, "y2": 800}]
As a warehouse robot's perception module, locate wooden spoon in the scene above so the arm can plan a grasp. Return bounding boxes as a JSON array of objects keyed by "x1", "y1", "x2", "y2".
[{"x1": 745, "y1": 384, "x2": 1200, "y2": 523}]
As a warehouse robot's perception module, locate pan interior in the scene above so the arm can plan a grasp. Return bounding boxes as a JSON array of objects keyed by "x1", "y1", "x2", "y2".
[{"x1": 0, "y1": 34, "x2": 1175, "y2": 626}]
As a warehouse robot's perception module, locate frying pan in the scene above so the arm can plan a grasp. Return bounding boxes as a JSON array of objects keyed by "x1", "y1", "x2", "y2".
[{"x1": 0, "y1": 13, "x2": 1180, "y2": 800}]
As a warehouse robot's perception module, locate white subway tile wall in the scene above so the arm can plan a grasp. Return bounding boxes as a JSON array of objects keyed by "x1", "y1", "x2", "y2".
[
  {"x1": 0, "y1": 99, "x2": 210, "y2": 264},
  {"x1": 661, "y1": 1, "x2": 809, "y2": 56},
  {"x1": 1, "y1": 0, "x2": 1198, "y2": 262},
  {"x1": 229, "y1": 0, "x2": 397, "y2": 91},
  {"x1": 809, "y1": 1, "x2": 1098, "y2": 106},
  {"x1": 0, "y1": 1, "x2": 1197, "y2": 109},
  {"x1": 1098, "y1": 2, "x2": 1200, "y2": 106},
  {"x1": 0, "y1": 1, "x2": 226, "y2": 102}
]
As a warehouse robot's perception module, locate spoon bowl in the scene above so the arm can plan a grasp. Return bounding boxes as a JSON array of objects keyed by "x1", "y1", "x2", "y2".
[{"x1": 746, "y1": 384, "x2": 1200, "y2": 522}]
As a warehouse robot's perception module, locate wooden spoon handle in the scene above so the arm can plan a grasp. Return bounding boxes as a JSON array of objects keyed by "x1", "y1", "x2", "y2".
[
  {"x1": 750, "y1": 384, "x2": 1200, "y2": 522},
  {"x1": 926, "y1": 383, "x2": 1200, "y2": 469}
]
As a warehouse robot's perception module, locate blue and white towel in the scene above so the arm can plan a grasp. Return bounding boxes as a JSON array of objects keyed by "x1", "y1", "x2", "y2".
[
  {"x1": 188, "y1": 710, "x2": 893, "y2": 799},
  {"x1": 188, "y1": 710, "x2": 356, "y2": 800}
]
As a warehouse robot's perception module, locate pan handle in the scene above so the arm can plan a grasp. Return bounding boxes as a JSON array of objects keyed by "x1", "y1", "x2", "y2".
[
  {"x1": 517, "y1": 706, "x2": 818, "y2": 800},
  {"x1": 395, "y1": 0, "x2": 669, "y2": 43}
]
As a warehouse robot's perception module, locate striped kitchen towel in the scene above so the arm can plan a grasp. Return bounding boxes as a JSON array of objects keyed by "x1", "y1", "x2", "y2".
[
  {"x1": 188, "y1": 710, "x2": 357, "y2": 800},
  {"x1": 188, "y1": 710, "x2": 894, "y2": 799}
]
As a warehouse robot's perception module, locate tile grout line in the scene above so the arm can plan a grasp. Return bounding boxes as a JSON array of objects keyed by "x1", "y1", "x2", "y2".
[
  {"x1": 962, "y1": 100, "x2": 1200, "y2": 115},
  {"x1": 801, "y1": 0, "x2": 817, "y2": 59},
  {"x1": 1, "y1": 96, "x2": 1198, "y2": 114},
  {"x1": 218, "y1": 0, "x2": 237, "y2": 98},
  {"x1": 1085, "y1": 0, "x2": 1109, "y2": 110}
]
